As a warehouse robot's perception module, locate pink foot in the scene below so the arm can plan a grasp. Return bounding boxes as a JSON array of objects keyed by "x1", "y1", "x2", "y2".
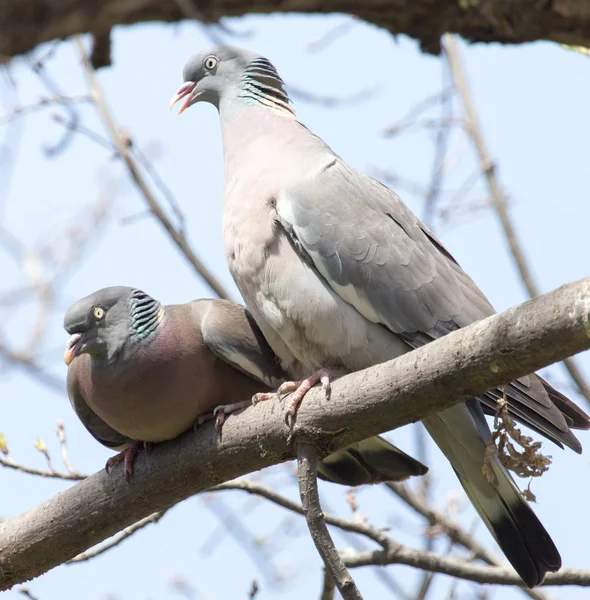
[
  {"x1": 253, "y1": 369, "x2": 332, "y2": 418},
  {"x1": 197, "y1": 401, "x2": 252, "y2": 434},
  {"x1": 105, "y1": 440, "x2": 145, "y2": 480}
]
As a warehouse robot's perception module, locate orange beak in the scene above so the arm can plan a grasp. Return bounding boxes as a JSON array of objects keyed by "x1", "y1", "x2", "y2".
[{"x1": 169, "y1": 81, "x2": 197, "y2": 115}]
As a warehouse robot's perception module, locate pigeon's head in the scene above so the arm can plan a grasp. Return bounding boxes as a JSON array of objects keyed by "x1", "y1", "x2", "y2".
[
  {"x1": 169, "y1": 46, "x2": 290, "y2": 114},
  {"x1": 63, "y1": 287, "x2": 161, "y2": 365}
]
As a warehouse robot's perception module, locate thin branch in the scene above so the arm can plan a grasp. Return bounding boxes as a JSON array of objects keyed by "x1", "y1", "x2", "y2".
[
  {"x1": 320, "y1": 567, "x2": 336, "y2": 600},
  {"x1": 213, "y1": 480, "x2": 388, "y2": 548},
  {"x1": 55, "y1": 420, "x2": 83, "y2": 477},
  {"x1": 199, "y1": 493, "x2": 281, "y2": 584},
  {"x1": 0, "y1": 95, "x2": 92, "y2": 125},
  {"x1": 297, "y1": 443, "x2": 363, "y2": 599},
  {"x1": 422, "y1": 60, "x2": 453, "y2": 227},
  {"x1": 443, "y1": 33, "x2": 590, "y2": 407},
  {"x1": 173, "y1": 0, "x2": 226, "y2": 46},
  {"x1": 386, "y1": 483, "x2": 496, "y2": 564},
  {"x1": 287, "y1": 84, "x2": 379, "y2": 108},
  {"x1": 382, "y1": 88, "x2": 455, "y2": 137},
  {"x1": 74, "y1": 36, "x2": 232, "y2": 300},
  {"x1": 1, "y1": 277, "x2": 589, "y2": 590},
  {"x1": 0, "y1": 455, "x2": 86, "y2": 481},
  {"x1": 0, "y1": 341, "x2": 63, "y2": 392},
  {"x1": 219, "y1": 478, "x2": 408, "y2": 598},
  {"x1": 67, "y1": 510, "x2": 167, "y2": 563},
  {"x1": 217, "y1": 479, "x2": 585, "y2": 591},
  {"x1": 386, "y1": 483, "x2": 550, "y2": 600},
  {"x1": 17, "y1": 588, "x2": 39, "y2": 600},
  {"x1": 342, "y1": 546, "x2": 590, "y2": 587},
  {"x1": 306, "y1": 18, "x2": 359, "y2": 53}
]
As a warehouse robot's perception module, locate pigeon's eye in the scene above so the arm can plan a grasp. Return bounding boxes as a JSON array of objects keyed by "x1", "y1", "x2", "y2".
[
  {"x1": 203, "y1": 55, "x2": 218, "y2": 71},
  {"x1": 92, "y1": 306, "x2": 105, "y2": 321}
]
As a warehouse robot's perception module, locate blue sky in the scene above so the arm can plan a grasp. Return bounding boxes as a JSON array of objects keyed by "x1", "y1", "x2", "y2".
[{"x1": 1, "y1": 14, "x2": 589, "y2": 600}]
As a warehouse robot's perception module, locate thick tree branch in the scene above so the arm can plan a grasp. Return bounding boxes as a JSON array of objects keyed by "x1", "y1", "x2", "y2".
[
  {"x1": 1, "y1": 1, "x2": 590, "y2": 62},
  {"x1": 1, "y1": 277, "x2": 589, "y2": 590}
]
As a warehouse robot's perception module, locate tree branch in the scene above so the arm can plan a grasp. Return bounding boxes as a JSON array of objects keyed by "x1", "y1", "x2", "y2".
[
  {"x1": 297, "y1": 443, "x2": 363, "y2": 599},
  {"x1": 385, "y1": 483, "x2": 550, "y2": 600},
  {"x1": 1, "y1": 277, "x2": 589, "y2": 590},
  {"x1": 342, "y1": 547, "x2": 590, "y2": 587},
  {"x1": 215, "y1": 479, "x2": 585, "y2": 591},
  {"x1": 74, "y1": 36, "x2": 232, "y2": 301},
  {"x1": 320, "y1": 568, "x2": 336, "y2": 600},
  {"x1": 2, "y1": 0, "x2": 590, "y2": 61},
  {"x1": 67, "y1": 510, "x2": 167, "y2": 563}
]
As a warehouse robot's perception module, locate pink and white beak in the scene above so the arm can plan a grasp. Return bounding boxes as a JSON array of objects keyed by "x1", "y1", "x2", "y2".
[{"x1": 169, "y1": 81, "x2": 197, "y2": 115}]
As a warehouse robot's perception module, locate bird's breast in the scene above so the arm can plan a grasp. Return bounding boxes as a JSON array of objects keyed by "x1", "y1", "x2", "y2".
[{"x1": 82, "y1": 341, "x2": 261, "y2": 443}]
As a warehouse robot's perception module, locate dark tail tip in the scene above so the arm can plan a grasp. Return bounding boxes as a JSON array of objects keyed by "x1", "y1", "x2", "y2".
[
  {"x1": 493, "y1": 497, "x2": 561, "y2": 587},
  {"x1": 318, "y1": 436, "x2": 427, "y2": 486}
]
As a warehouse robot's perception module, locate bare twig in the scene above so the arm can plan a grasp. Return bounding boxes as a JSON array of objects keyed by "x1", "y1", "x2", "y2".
[
  {"x1": 0, "y1": 95, "x2": 92, "y2": 125},
  {"x1": 213, "y1": 479, "x2": 389, "y2": 548},
  {"x1": 342, "y1": 547, "x2": 590, "y2": 587},
  {"x1": 17, "y1": 588, "x2": 39, "y2": 600},
  {"x1": 56, "y1": 420, "x2": 82, "y2": 477},
  {"x1": 382, "y1": 88, "x2": 455, "y2": 137},
  {"x1": 74, "y1": 36, "x2": 232, "y2": 300},
  {"x1": 297, "y1": 443, "x2": 363, "y2": 599},
  {"x1": 199, "y1": 492, "x2": 280, "y2": 584},
  {"x1": 372, "y1": 166, "x2": 427, "y2": 197},
  {"x1": 0, "y1": 454, "x2": 86, "y2": 481},
  {"x1": 173, "y1": 0, "x2": 225, "y2": 46},
  {"x1": 386, "y1": 483, "x2": 550, "y2": 600},
  {"x1": 218, "y1": 479, "x2": 580, "y2": 592},
  {"x1": 0, "y1": 188, "x2": 110, "y2": 390},
  {"x1": 0, "y1": 341, "x2": 63, "y2": 392},
  {"x1": 288, "y1": 84, "x2": 379, "y2": 107},
  {"x1": 443, "y1": 33, "x2": 590, "y2": 406},
  {"x1": 422, "y1": 60, "x2": 453, "y2": 227},
  {"x1": 67, "y1": 510, "x2": 167, "y2": 563},
  {"x1": 412, "y1": 425, "x2": 436, "y2": 600},
  {"x1": 387, "y1": 483, "x2": 496, "y2": 564},
  {"x1": 307, "y1": 18, "x2": 359, "y2": 53}
]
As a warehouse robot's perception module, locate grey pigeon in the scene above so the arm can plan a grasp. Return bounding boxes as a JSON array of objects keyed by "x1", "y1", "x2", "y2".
[
  {"x1": 64, "y1": 286, "x2": 428, "y2": 482},
  {"x1": 170, "y1": 46, "x2": 590, "y2": 587}
]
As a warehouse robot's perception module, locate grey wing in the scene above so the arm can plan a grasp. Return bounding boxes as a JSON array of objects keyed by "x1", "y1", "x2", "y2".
[
  {"x1": 197, "y1": 299, "x2": 289, "y2": 388},
  {"x1": 276, "y1": 160, "x2": 586, "y2": 450},
  {"x1": 67, "y1": 360, "x2": 131, "y2": 450},
  {"x1": 277, "y1": 160, "x2": 495, "y2": 338}
]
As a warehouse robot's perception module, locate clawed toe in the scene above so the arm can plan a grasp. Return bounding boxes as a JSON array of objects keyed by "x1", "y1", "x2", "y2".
[
  {"x1": 197, "y1": 401, "x2": 251, "y2": 436},
  {"x1": 105, "y1": 440, "x2": 144, "y2": 480}
]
